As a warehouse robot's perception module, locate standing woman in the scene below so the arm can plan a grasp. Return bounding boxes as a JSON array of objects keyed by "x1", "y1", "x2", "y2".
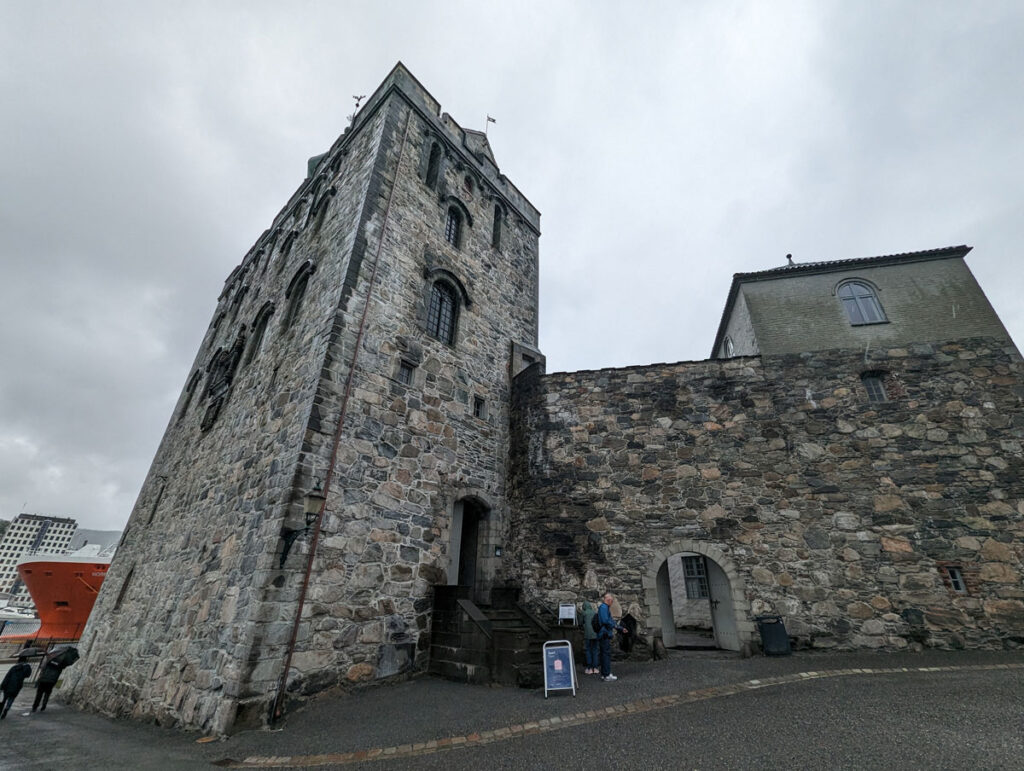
[{"x1": 581, "y1": 601, "x2": 600, "y2": 675}]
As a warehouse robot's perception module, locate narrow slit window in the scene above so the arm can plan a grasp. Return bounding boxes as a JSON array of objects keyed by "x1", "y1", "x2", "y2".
[
  {"x1": 945, "y1": 566, "x2": 968, "y2": 594},
  {"x1": 491, "y1": 204, "x2": 502, "y2": 249},
  {"x1": 445, "y1": 207, "x2": 462, "y2": 248},
  {"x1": 114, "y1": 567, "x2": 135, "y2": 610},
  {"x1": 473, "y1": 396, "x2": 486, "y2": 419},
  {"x1": 397, "y1": 360, "x2": 415, "y2": 385},
  {"x1": 425, "y1": 143, "x2": 442, "y2": 189},
  {"x1": 862, "y1": 371, "x2": 889, "y2": 403}
]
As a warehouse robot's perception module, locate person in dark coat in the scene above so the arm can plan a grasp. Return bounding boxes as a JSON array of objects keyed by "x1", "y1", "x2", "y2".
[
  {"x1": 32, "y1": 654, "x2": 64, "y2": 712},
  {"x1": 1, "y1": 656, "x2": 32, "y2": 718},
  {"x1": 581, "y1": 601, "x2": 600, "y2": 674}
]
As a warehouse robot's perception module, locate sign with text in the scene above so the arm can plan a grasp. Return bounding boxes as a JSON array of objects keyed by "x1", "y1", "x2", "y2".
[
  {"x1": 558, "y1": 603, "x2": 577, "y2": 625},
  {"x1": 542, "y1": 640, "x2": 577, "y2": 698}
]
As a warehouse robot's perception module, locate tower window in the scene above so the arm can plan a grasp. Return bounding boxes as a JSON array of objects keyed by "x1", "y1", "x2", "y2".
[
  {"x1": 427, "y1": 281, "x2": 459, "y2": 345},
  {"x1": 245, "y1": 304, "x2": 275, "y2": 366},
  {"x1": 397, "y1": 360, "x2": 415, "y2": 385},
  {"x1": 861, "y1": 371, "x2": 889, "y2": 403},
  {"x1": 837, "y1": 280, "x2": 886, "y2": 325},
  {"x1": 491, "y1": 204, "x2": 502, "y2": 250},
  {"x1": 425, "y1": 142, "x2": 442, "y2": 190},
  {"x1": 723, "y1": 336, "x2": 735, "y2": 357},
  {"x1": 473, "y1": 396, "x2": 486, "y2": 419},
  {"x1": 283, "y1": 262, "x2": 316, "y2": 331},
  {"x1": 944, "y1": 566, "x2": 968, "y2": 594},
  {"x1": 445, "y1": 207, "x2": 462, "y2": 248}
]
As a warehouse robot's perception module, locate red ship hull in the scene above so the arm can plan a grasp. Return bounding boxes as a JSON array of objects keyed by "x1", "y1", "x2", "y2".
[{"x1": 12, "y1": 554, "x2": 110, "y2": 641}]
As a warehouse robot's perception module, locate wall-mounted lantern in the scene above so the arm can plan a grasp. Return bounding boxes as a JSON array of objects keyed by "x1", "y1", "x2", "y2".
[
  {"x1": 303, "y1": 479, "x2": 325, "y2": 528},
  {"x1": 279, "y1": 480, "x2": 326, "y2": 569}
]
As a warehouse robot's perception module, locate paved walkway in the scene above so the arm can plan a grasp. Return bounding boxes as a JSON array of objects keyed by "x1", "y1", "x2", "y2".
[{"x1": 1, "y1": 649, "x2": 1022, "y2": 769}]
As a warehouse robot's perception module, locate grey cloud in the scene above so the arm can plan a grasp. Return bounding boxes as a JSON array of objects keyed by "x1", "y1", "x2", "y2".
[{"x1": 1, "y1": 1, "x2": 1021, "y2": 530}]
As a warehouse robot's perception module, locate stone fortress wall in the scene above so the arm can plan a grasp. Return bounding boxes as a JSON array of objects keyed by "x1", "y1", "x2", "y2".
[{"x1": 510, "y1": 338, "x2": 1024, "y2": 652}]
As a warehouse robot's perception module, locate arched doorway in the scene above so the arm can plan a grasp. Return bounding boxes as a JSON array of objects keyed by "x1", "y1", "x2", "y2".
[
  {"x1": 447, "y1": 496, "x2": 490, "y2": 601},
  {"x1": 645, "y1": 541, "x2": 753, "y2": 652}
]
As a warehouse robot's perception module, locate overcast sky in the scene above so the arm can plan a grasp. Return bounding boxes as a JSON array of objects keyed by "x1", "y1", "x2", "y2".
[{"x1": 2, "y1": 1, "x2": 1022, "y2": 531}]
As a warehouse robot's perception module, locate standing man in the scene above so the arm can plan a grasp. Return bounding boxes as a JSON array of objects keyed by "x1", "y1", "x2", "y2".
[{"x1": 597, "y1": 592, "x2": 628, "y2": 682}]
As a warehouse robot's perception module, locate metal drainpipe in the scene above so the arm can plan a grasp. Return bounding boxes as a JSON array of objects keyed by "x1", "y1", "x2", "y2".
[{"x1": 272, "y1": 107, "x2": 413, "y2": 721}]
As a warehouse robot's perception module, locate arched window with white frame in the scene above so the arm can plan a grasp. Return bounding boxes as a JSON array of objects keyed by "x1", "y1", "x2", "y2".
[{"x1": 837, "y1": 280, "x2": 886, "y2": 325}]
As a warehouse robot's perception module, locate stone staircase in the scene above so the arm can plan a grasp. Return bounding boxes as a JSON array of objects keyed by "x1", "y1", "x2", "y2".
[{"x1": 429, "y1": 586, "x2": 552, "y2": 687}]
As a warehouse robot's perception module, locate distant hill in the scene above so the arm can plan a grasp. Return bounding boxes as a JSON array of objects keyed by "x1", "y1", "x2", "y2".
[{"x1": 70, "y1": 528, "x2": 121, "y2": 550}]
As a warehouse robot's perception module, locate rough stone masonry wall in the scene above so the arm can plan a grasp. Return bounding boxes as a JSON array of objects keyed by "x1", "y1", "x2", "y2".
[
  {"x1": 63, "y1": 97, "x2": 389, "y2": 733},
  {"x1": 65, "y1": 66, "x2": 541, "y2": 732},
  {"x1": 509, "y1": 338, "x2": 1024, "y2": 651},
  {"x1": 280, "y1": 95, "x2": 540, "y2": 700}
]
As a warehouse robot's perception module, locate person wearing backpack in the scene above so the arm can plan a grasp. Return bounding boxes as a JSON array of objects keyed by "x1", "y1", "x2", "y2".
[
  {"x1": 597, "y1": 592, "x2": 628, "y2": 682},
  {"x1": 581, "y1": 601, "x2": 600, "y2": 675}
]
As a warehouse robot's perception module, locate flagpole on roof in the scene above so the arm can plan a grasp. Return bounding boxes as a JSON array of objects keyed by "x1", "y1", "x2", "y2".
[{"x1": 485, "y1": 114, "x2": 496, "y2": 136}]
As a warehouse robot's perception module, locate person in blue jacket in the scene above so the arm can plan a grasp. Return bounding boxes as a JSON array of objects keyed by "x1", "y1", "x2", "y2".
[{"x1": 597, "y1": 592, "x2": 628, "y2": 681}]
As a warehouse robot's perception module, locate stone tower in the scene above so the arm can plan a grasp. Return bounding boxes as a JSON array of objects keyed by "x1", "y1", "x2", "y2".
[{"x1": 64, "y1": 63, "x2": 542, "y2": 733}]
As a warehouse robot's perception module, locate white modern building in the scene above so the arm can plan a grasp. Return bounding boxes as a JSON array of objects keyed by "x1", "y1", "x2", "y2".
[{"x1": 0, "y1": 513, "x2": 77, "y2": 607}]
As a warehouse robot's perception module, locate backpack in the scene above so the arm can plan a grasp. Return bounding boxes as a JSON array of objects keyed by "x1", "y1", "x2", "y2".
[{"x1": 591, "y1": 611, "x2": 602, "y2": 634}]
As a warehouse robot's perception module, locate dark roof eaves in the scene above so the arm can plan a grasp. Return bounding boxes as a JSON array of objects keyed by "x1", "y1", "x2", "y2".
[{"x1": 733, "y1": 245, "x2": 972, "y2": 283}]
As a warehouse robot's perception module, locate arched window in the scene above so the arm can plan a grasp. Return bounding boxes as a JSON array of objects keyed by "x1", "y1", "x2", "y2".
[
  {"x1": 283, "y1": 262, "x2": 315, "y2": 331},
  {"x1": 427, "y1": 281, "x2": 459, "y2": 345},
  {"x1": 244, "y1": 303, "x2": 275, "y2": 365},
  {"x1": 723, "y1": 336, "x2": 735, "y2": 357},
  {"x1": 210, "y1": 311, "x2": 225, "y2": 344},
  {"x1": 229, "y1": 286, "x2": 248, "y2": 323},
  {"x1": 309, "y1": 187, "x2": 336, "y2": 236},
  {"x1": 491, "y1": 203, "x2": 502, "y2": 250},
  {"x1": 445, "y1": 207, "x2": 462, "y2": 248},
  {"x1": 276, "y1": 230, "x2": 298, "y2": 275},
  {"x1": 425, "y1": 142, "x2": 442, "y2": 189},
  {"x1": 837, "y1": 281, "x2": 886, "y2": 325}
]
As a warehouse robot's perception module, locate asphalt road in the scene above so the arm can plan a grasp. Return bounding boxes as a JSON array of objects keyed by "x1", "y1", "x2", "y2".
[
  {"x1": 380, "y1": 669, "x2": 1024, "y2": 770},
  {"x1": 1, "y1": 649, "x2": 1021, "y2": 769}
]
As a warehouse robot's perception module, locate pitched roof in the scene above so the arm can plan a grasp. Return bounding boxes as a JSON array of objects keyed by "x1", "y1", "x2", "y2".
[{"x1": 710, "y1": 245, "x2": 973, "y2": 358}]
